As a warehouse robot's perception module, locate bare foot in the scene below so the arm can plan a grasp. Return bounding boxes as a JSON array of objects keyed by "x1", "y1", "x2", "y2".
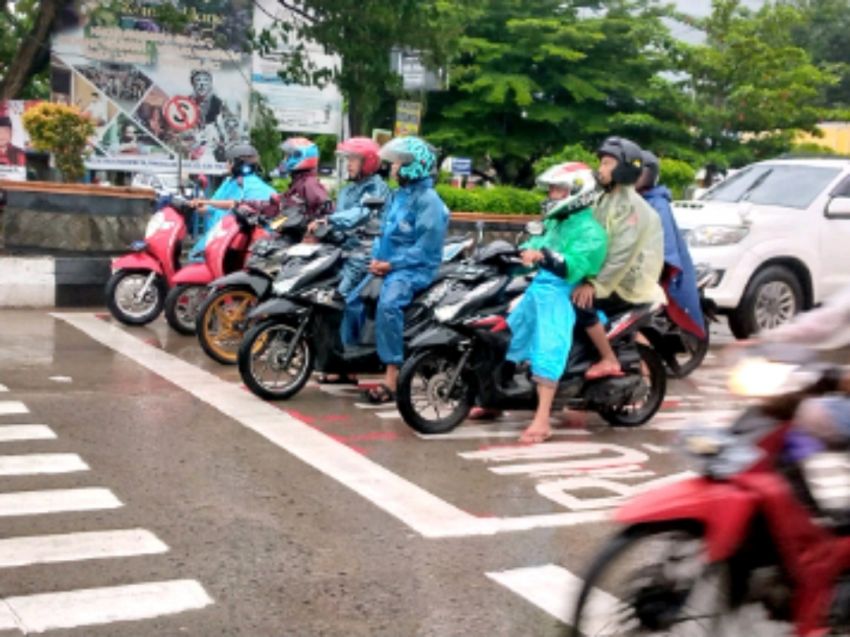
[
  {"x1": 519, "y1": 420, "x2": 552, "y2": 444},
  {"x1": 585, "y1": 359, "x2": 624, "y2": 380}
]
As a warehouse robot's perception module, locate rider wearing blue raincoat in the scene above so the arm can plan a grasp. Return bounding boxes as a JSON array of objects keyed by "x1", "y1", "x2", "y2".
[
  {"x1": 189, "y1": 144, "x2": 277, "y2": 259},
  {"x1": 637, "y1": 151, "x2": 705, "y2": 339},
  {"x1": 341, "y1": 136, "x2": 448, "y2": 404},
  {"x1": 507, "y1": 162, "x2": 608, "y2": 444},
  {"x1": 311, "y1": 137, "x2": 391, "y2": 296}
]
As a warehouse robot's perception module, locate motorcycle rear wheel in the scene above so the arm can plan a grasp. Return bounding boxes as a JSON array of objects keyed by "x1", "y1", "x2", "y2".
[
  {"x1": 666, "y1": 318, "x2": 711, "y2": 379},
  {"x1": 396, "y1": 348, "x2": 475, "y2": 435},
  {"x1": 599, "y1": 344, "x2": 666, "y2": 427}
]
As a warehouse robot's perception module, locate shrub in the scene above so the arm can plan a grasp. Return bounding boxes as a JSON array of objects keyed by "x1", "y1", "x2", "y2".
[
  {"x1": 436, "y1": 184, "x2": 543, "y2": 215},
  {"x1": 22, "y1": 103, "x2": 95, "y2": 182},
  {"x1": 659, "y1": 157, "x2": 696, "y2": 199}
]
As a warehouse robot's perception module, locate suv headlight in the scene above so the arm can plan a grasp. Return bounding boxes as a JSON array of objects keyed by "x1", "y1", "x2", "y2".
[{"x1": 688, "y1": 225, "x2": 749, "y2": 247}]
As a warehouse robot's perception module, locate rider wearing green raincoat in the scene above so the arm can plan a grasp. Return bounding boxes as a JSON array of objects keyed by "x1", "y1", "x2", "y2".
[{"x1": 507, "y1": 162, "x2": 608, "y2": 443}]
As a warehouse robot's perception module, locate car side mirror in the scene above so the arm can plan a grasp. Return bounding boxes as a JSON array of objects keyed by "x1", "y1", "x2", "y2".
[
  {"x1": 826, "y1": 196, "x2": 850, "y2": 219},
  {"x1": 525, "y1": 220, "x2": 544, "y2": 236}
]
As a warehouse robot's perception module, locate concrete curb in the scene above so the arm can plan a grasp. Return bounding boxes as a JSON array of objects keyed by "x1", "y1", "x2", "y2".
[{"x1": 0, "y1": 256, "x2": 111, "y2": 308}]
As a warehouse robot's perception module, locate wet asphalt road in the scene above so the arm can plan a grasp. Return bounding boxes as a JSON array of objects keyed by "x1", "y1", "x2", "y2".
[{"x1": 0, "y1": 309, "x2": 751, "y2": 636}]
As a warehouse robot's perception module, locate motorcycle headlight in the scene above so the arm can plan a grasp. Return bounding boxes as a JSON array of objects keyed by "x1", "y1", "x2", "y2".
[
  {"x1": 144, "y1": 212, "x2": 166, "y2": 238},
  {"x1": 434, "y1": 278, "x2": 504, "y2": 323},
  {"x1": 688, "y1": 225, "x2": 749, "y2": 247}
]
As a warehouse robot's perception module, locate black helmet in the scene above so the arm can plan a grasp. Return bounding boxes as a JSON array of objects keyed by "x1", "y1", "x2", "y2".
[
  {"x1": 640, "y1": 149, "x2": 660, "y2": 189},
  {"x1": 225, "y1": 143, "x2": 259, "y2": 164},
  {"x1": 597, "y1": 136, "x2": 643, "y2": 185}
]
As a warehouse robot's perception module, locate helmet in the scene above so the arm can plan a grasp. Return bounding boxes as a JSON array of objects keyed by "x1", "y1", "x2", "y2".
[
  {"x1": 536, "y1": 162, "x2": 598, "y2": 218},
  {"x1": 639, "y1": 149, "x2": 660, "y2": 189},
  {"x1": 336, "y1": 137, "x2": 381, "y2": 178},
  {"x1": 225, "y1": 142, "x2": 259, "y2": 163},
  {"x1": 281, "y1": 137, "x2": 319, "y2": 173},
  {"x1": 379, "y1": 136, "x2": 436, "y2": 184},
  {"x1": 597, "y1": 136, "x2": 643, "y2": 185}
]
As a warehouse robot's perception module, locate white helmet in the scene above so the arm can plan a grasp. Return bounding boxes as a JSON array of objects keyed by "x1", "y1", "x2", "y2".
[{"x1": 536, "y1": 161, "x2": 598, "y2": 218}]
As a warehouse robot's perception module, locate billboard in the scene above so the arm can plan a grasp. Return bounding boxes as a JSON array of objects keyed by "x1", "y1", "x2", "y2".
[
  {"x1": 0, "y1": 101, "x2": 39, "y2": 182},
  {"x1": 51, "y1": 1, "x2": 254, "y2": 175},
  {"x1": 252, "y1": 0, "x2": 343, "y2": 136}
]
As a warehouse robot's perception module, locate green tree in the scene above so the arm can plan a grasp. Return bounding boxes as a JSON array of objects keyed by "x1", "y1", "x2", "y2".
[
  {"x1": 255, "y1": 1, "x2": 468, "y2": 135},
  {"x1": 249, "y1": 92, "x2": 283, "y2": 174},
  {"x1": 0, "y1": 0, "x2": 67, "y2": 99},
  {"x1": 424, "y1": 0, "x2": 691, "y2": 185},
  {"x1": 676, "y1": 0, "x2": 835, "y2": 157},
  {"x1": 23, "y1": 102, "x2": 95, "y2": 182}
]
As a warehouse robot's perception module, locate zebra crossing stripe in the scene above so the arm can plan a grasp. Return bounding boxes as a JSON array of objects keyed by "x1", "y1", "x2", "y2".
[
  {"x1": 0, "y1": 384, "x2": 8, "y2": 393},
  {"x1": 0, "y1": 579, "x2": 211, "y2": 633},
  {"x1": 0, "y1": 529, "x2": 168, "y2": 569},
  {"x1": 0, "y1": 488, "x2": 122, "y2": 517},
  {"x1": 0, "y1": 402, "x2": 28, "y2": 416},
  {"x1": 0, "y1": 426, "x2": 56, "y2": 443},
  {"x1": 0, "y1": 453, "x2": 88, "y2": 476}
]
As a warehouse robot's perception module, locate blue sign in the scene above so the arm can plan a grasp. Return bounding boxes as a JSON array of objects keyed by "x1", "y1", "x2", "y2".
[{"x1": 451, "y1": 157, "x2": 473, "y2": 176}]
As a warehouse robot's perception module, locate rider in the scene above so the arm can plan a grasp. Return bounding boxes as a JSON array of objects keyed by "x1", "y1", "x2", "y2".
[
  {"x1": 507, "y1": 162, "x2": 608, "y2": 444},
  {"x1": 340, "y1": 136, "x2": 449, "y2": 404},
  {"x1": 189, "y1": 143, "x2": 277, "y2": 259},
  {"x1": 278, "y1": 137, "x2": 332, "y2": 220},
  {"x1": 572, "y1": 136, "x2": 665, "y2": 379},
  {"x1": 637, "y1": 149, "x2": 706, "y2": 339},
  {"x1": 308, "y1": 137, "x2": 391, "y2": 296}
]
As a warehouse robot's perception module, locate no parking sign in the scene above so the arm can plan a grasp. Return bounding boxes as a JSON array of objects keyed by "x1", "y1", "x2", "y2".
[{"x1": 163, "y1": 96, "x2": 200, "y2": 132}]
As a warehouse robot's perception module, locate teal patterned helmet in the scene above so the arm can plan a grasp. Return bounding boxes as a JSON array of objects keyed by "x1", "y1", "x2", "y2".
[{"x1": 379, "y1": 136, "x2": 436, "y2": 183}]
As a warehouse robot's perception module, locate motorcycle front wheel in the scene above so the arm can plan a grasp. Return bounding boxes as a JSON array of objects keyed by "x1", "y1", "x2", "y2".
[
  {"x1": 164, "y1": 284, "x2": 208, "y2": 335},
  {"x1": 238, "y1": 319, "x2": 313, "y2": 401},
  {"x1": 571, "y1": 524, "x2": 738, "y2": 637},
  {"x1": 396, "y1": 348, "x2": 475, "y2": 435},
  {"x1": 105, "y1": 270, "x2": 166, "y2": 326},
  {"x1": 196, "y1": 285, "x2": 258, "y2": 365}
]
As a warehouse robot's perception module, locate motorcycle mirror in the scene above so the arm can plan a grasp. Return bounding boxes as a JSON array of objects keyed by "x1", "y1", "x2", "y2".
[
  {"x1": 525, "y1": 220, "x2": 544, "y2": 236},
  {"x1": 362, "y1": 196, "x2": 385, "y2": 211}
]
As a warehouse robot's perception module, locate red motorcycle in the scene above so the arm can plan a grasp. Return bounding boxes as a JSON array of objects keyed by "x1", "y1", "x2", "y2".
[
  {"x1": 106, "y1": 196, "x2": 193, "y2": 326},
  {"x1": 570, "y1": 346, "x2": 850, "y2": 637},
  {"x1": 162, "y1": 202, "x2": 273, "y2": 335}
]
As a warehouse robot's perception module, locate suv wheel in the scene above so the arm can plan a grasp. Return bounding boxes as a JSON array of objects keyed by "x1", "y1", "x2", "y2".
[{"x1": 729, "y1": 265, "x2": 803, "y2": 339}]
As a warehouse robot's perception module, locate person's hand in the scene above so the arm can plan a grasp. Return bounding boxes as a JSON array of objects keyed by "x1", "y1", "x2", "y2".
[
  {"x1": 307, "y1": 219, "x2": 326, "y2": 234},
  {"x1": 369, "y1": 260, "x2": 391, "y2": 276},
  {"x1": 520, "y1": 249, "x2": 543, "y2": 267},
  {"x1": 572, "y1": 283, "x2": 595, "y2": 309}
]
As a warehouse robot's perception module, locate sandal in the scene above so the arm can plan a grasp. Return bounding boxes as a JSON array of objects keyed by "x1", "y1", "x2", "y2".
[
  {"x1": 317, "y1": 373, "x2": 358, "y2": 385},
  {"x1": 364, "y1": 384, "x2": 395, "y2": 405}
]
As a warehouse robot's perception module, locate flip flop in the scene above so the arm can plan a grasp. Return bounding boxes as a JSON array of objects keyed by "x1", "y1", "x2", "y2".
[
  {"x1": 364, "y1": 384, "x2": 395, "y2": 405},
  {"x1": 316, "y1": 374, "x2": 358, "y2": 385},
  {"x1": 585, "y1": 361, "x2": 626, "y2": 381}
]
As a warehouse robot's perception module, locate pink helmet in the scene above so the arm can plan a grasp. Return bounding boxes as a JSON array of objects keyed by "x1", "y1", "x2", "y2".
[{"x1": 336, "y1": 137, "x2": 381, "y2": 177}]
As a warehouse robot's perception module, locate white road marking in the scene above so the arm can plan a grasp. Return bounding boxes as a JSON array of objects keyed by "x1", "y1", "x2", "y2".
[
  {"x1": 353, "y1": 402, "x2": 396, "y2": 410},
  {"x1": 487, "y1": 563, "x2": 616, "y2": 629},
  {"x1": 0, "y1": 401, "x2": 28, "y2": 416},
  {"x1": 0, "y1": 529, "x2": 167, "y2": 569},
  {"x1": 0, "y1": 453, "x2": 88, "y2": 476},
  {"x1": 642, "y1": 443, "x2": 670, "y2": 454},
  {"x1": 49, "y1": 376, "x2": 73, "y2": 383},
  {"x1": 56, "y1": 312, "x2": 612, "y2": 538},
  {"x1": 413, "y1": 425, "x2": 588, "y2": 440},
  {"x1": 0, "y1": 488, "x2": 122, "y2": 517},
  {"x1": 1, "y1": 579, "x2": 212, "y2": 633},
  {"x1": 0, "y1": 425, "x2": 56, "y2": 442},
  {"x1": 0, "y1": 384, "x2": 7, "y2": 392},
  {"x1": 375, "y1": 410, "x2": 401, "y2": 420}
]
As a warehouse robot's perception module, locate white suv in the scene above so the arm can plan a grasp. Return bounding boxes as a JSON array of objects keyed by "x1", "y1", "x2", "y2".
[{"x1": 673, "y1": 158, "x2": 850, "y2": 339}]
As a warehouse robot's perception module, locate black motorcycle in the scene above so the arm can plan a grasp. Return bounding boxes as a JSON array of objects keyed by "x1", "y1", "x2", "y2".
[
  {"x1": 235, "y1": 238, "x2": 514, "y2": 402},
  {"x1": 395, "y1": 294, "x2": 667, "y2": 435}
]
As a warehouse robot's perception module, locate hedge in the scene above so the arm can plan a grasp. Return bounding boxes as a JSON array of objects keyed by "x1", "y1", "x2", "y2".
[{"x1": 436, "y1": 184, "x2": 544, "y2": 215}]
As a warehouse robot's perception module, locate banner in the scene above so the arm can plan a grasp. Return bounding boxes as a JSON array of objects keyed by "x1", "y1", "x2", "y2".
[
  {"x1": 252, "y1": 0, "x2": 343, "y2": 135},
  {"x1": 51, "y1": 1, "x2": 254, "y2": 175},
  {"x1": 0, "y1": 101, "x2": 39, "y2": 182},
  {"x1": 394, "y1": 100, "x2": 422, "y2": 137}
]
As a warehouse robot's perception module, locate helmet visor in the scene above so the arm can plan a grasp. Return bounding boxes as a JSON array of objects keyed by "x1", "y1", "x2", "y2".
[{"x1": 379, "y1": 138, "x2": 414, "y2": 165}]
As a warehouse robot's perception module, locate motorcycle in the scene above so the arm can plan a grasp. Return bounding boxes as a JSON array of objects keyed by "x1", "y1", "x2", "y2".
[
  {"x1": 106, "y1": 194, "x2": 194, "y2": 326},
  {"x1": 194, "y1": 210, "x2": 307, "y2": 364},
  {"x1": 395, "y1": 286, "x2": 667, "y2": 434},
  {"x1": 235, "y1": 233, "x2": 491, "y2": 402},
  {"x1": 162, "y1": 200, "x2": 277, "y2": 335},
  {"x1": 642, "y1": 267, "x2": 720, "y2": 379},
  {"x1": 570, "y1": 345, "x2": 848, "y2": 637}
]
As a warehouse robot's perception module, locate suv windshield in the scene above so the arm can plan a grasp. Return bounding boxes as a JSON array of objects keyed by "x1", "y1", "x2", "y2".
[{"x1": 703, "y1": 164, "x2": 841, "y2": 209}]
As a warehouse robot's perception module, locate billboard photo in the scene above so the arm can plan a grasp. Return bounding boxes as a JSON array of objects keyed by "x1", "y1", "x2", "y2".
[
  {"x1": 0, "y1": 101, "x2": 39, "y2": 182},
  {"x1": 51, "y1": 1, "x2": 254, "y2": 174}
]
